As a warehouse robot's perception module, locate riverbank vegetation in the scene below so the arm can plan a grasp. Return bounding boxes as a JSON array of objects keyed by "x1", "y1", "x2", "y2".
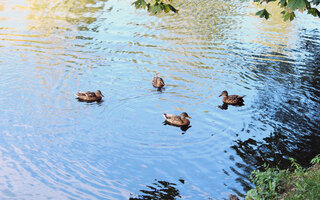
[{"x1": 246, "y1": 155, "x2": 320, "y2": 200}]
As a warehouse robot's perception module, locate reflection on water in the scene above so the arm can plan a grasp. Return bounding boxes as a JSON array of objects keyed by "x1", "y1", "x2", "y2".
[
  {"x1": 129, "y1": 179, "x2": 183, "y2": 200},
  {"x1": 233, "y1": 30, "x2": 320, "y2": 169},
  {"x1": 0, "y1": 0, "x2": 319, "y2": 199},
  {"x1": 218, "y1": 103, "x2": 244, "y2": 110},
  {"x1": 162, "y1": 121, "x2": 192, "y2": 134}
]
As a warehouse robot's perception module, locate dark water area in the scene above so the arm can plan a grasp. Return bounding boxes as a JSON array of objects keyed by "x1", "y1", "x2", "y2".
[{"x1": 0, "y1": 0, "x2": 319, "y2": 199}]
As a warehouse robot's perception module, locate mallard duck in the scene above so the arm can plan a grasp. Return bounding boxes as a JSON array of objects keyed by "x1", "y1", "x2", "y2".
[
  {"x1": 152, "y1": 74, "x2": 165, "y2": 89},
  {"x1": 219, "y1": 90, "x2": 245, "y2": 105},
  {"x1": 229, "y1": 194, "x2": 239, "y2": 200},
  {"x1": 163, "y1": 112, "x2": 191, "y2": 126},
  {"x1": 75, "y1": 90, "x2": 104, "y2": 102}
]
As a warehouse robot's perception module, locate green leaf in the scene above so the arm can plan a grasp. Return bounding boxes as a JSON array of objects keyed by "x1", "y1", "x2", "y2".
[
  {"x1": 132, "y1": 0, "x2": 147, "y2": 9},
  {"x1": 149, "y1": 4, "x2": 162, "y2": 14},
  {"x1": 278, "y1": 0, "x2": 287, "y2": 7},
  {"x1": 155, "y1": 5, "x2": 163, "y2": 14},
  {"x1": 133, "y1": 0, "x2": 177, "y2": 15},
  {"x1": 307, "y1": 8, "x2": 320, "y2": 17},
  {"x1": 256, "y1": 9, "x2": 271, "y2": 19},
  {"x1": 289, "y1": 12, "x2": 296, "y2": 20},
  {"x1": 311, "y1": 154, "x2": 320, "y2": 164},
  {"x1": 168, "y1": 4, "x2": 178, "y2": 13},
  {"x1": 149, "y1": 0, "x2": 158, "y2": 6},
  {"x1": 265, "y1": 0, "x2": 277, "y2": 3},
  {"x1": 296, "y1": 182, "x2": 303, "y2": 189},
  {"x1": 311, "y1": 0, "x2": 320, "y2": 5},
  {"x1": 163, "y1": 4, "x2": 171, "y2": 13},
  {"x1": 281, "y1": 10, "x2": 296, "y2": 21},
  {"x1": 287, "y1": 0, "x2": 307, "y2": 11}
]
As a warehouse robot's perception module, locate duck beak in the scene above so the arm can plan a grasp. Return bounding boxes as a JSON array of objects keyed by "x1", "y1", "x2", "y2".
[
  {"x1": 101, "y1": 94, "x2": 104, "y2": 97},
  {"x1": 187, "y1": 116, "x2": 192, "y2": 119},
  {"x1": 218, "y1": 94, "x2": 222, "y2": 97}
]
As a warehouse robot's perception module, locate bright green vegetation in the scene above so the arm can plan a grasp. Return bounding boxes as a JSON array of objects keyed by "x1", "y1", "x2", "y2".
[
  {"x1": 132, "y1": 0, "x2": 320, "y2": 21},
  {"x1": 253, "y1": 0, "x2": 320, "y2": 20},
  {"x1": 246, "y1": 155, "x2": 320, "y2": 200},
  {"x1": 132, "y1": 0, "x2": 177, "y2": 15}
]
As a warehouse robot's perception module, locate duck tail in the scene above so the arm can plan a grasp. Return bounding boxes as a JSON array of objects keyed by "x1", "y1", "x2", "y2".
[
  {"x1": 160, "y1": 78, "x2": 165, "y2": 86},
  {"x1": 163, "y1": 113, "x2": 168, "y2": 119}
]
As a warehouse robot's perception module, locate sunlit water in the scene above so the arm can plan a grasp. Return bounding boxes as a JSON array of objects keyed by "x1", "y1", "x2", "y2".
[{"x1": 0, "y1": 0, "x2": 319, "y2": 199}]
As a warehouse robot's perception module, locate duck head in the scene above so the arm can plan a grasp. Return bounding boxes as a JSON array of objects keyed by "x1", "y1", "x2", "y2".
[
  {"x1": 157, "y1": 77, "x2": 165, "y2": 87},
  {"x1": 219, "y1": 90, "x2": 228, "y2": 97},
  {"x1": 181, "y1": 112, "x2": 191, "y2": 119},
  {"x1": 96, "y1": 90, "x2": 104, "y2": 97}
]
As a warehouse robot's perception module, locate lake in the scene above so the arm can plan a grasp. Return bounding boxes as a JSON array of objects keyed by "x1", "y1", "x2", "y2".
[{"x1": 0, "y1": 0, "x2": 319, "y2": 199}]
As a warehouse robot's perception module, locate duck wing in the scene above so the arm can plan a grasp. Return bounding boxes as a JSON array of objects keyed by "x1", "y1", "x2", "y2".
[
  {"x1": 225, "y1": 95, "x2": 245, "y2": 104},
  {"x1": 229, "y1": 95, "x2": 245, "y2": 100},
  {"x1": 75, "y1": 92, "x2": 86, "y2": 97},
  {"x1": 152, "y1": 76, "x2": 160, "y2": 87},
  {"x1": 163, "y1": 113, "x2": 183, "y2": 123},
  {"x1": 163, "y1": 113, "x2": 174, "y2": 119},
  {"x1": 85, "y1": 91, "x2": 97, "y2": 97},
  {"x1": 75, "y1": 91, "x2": 96, "y2": 98},
  {"x1": 152, "y1": 77, "x2": 157, "y2": 87}
]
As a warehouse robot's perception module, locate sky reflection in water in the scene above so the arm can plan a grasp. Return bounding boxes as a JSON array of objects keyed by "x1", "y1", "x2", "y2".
[{"x1": 0, "y1": 0, "x2": 319, "y2": 199}]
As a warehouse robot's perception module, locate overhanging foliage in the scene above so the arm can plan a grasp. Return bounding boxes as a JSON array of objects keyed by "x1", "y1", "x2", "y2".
[
  {"x1": 132, "y1": 0, "x2": 178, "y2": 15},
  {"x1": 254, "y1": 0, "x2": 320, "y2": 20},
  {"x1": 132, "y1": 0, "x2": 320, "y2": 21}
]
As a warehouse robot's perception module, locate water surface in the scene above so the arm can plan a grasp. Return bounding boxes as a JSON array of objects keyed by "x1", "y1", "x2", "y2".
[{"x1": 0, "y1": 0, "x2": 319, "y2": 199}]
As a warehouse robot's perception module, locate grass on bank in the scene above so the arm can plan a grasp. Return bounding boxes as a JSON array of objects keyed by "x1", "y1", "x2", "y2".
[{"x1": 246, "y1": 154, "x2": 320, "y2": 200}]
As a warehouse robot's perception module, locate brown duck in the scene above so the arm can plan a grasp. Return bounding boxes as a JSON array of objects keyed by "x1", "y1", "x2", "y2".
[
  {"x1": 219, "y1": 90, "x2": 245, "y2": 105},
  {"x1": 75, "y1": 90, "x2": 104, "y2": 102},
  {"x1": 229, "y1": 194, "x2": 240, "y2": 200},
  {"x1": 152, "y1": 74, "x2": 165, "y2": 89},
  {"x1": 163, "y1": 112, "x2": 191, "y2": 126}
]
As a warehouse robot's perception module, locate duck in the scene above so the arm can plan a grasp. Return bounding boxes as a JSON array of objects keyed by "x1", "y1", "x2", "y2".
[
  {"x1": 75, "y1": 90, "x2": 104, "y2": 102},
  {"x1": 152, "y1": 74, "x2": 165, "y2": 89},
  {"x1": 219, "y1": 90, "x2": 245, "y2": 105},
  {"x1": 163, "y1": 112, "x2": 191, "y2": 126},
  {"x1": 229, "y1": 194, "x2": 240, "y2": 200}
]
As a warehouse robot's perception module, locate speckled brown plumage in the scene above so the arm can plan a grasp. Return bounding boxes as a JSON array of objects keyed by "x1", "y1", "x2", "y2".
[
  {"x1": 219, "y1": 90, "x2": 245, "y2": 105},
  {"x1": 163, "y1": 112, "x2": 191, "y2": 126},
  {"x1": 152, "y1": 74, "x2": 165, "y2": 89},
  {"x1": 75, "y1": 90, "x2": 104, "y2": 102},
  {"x1": 229, "y1": 194, "x2": 240, "y2": 200}
]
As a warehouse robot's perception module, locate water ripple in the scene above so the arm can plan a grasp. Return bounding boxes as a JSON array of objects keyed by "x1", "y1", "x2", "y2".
[{"x1": 0, "y1": 0, "x2": 319, "y2": 199}]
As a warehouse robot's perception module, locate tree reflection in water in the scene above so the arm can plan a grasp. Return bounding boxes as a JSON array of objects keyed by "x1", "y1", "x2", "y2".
[
  {"x1": 130, "y1": 179, "x2": 183, "y2": 200},
  {"x1": 229, "y1": 29, "x2": 320, "y2": 193}
]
